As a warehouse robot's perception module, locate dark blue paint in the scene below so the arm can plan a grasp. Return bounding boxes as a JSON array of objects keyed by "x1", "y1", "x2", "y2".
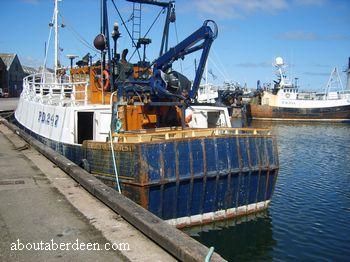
[
  {"x1": 257, "y1": 172, "x2": 267, "y2": 202},
  {"x1": 203, "y1": 176, "x2": 216, "y2": 213},
  {"x1": 256, "y1": 137, "x2": 267, "y2": 167},
  {"x1": 142, "y1": 144, "x2": 161, "y2": 182},
  {"x1": 204, "y1": 138, "x2": 217, "y2": 173},
  {"x1": 238, "y1": 172, "x2": 250, "y2": 206},
  {"x1": 229, "y1": 173, "x2": 240, "y2": 208},
  {"x1": 239, "y1": 137, "x2": 249, "y2": 168},
  {"x1": 217, "y1": 138, "x2": 229, "y2": 172},
  {"x1": 191, "y1": 139, "x2": 204, "y2": 175},
  {"x1": 216, "y1": 176, "x2": 228, "y2": 210},
  {"x1": 177, "y1": 141, "x2": 191, "y2": 179},
  {"x1": 265, "y1": 170, "x2": 276, "y2": 200},
  {"x1": 266, "y1": 138, "x2": 275, "y2": 166},
  {"x1": 177, "y1": 180, "x2": 191, "y2": 217},
  {"x1": 163, "y1": 142, "x2": 176, "y2": 180},
  {"x1": 148, "y1": 186, "x2": 162, "y2": 217},
  {"x1": 162, "y1": 182, "x2": 177, "y2": 219},
  {"x1": 227, "y1": 137, "x2": 239, "y2": 169},
  {"x1": 191, "y1": 178, "x2": 204, "y2": 215},
  {"x1": 249, "y1": 137, "x2": 259, "y2": 167},
  {"x1": 248, "y1": 171, "x2": 259, "y2": 204}
]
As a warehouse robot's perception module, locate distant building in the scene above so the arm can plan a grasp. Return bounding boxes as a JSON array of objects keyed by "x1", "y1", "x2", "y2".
[
  {"x1": 0, "y1": 58, "x2": 6, "y2": 96},
  {"x1": 0, "y1": 53, "x2": 28, "y2": 97},
  {"x1": 0, "y1": 54, "x2": 22, "y2": 96}
]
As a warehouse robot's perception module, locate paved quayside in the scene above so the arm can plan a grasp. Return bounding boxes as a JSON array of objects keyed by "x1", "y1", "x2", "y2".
[
  {"x1": 0, "y1": 97, "x2": 19, "y2": 111},
  {"x1": 0, "y1": 122, "x2": 176, "y2": 261}
]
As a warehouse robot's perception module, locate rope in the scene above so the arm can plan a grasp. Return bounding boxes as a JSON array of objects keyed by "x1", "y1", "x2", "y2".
[
  {"x1": 205, "y1": 247, "x2": 215, "y2": 262},
  {"x1": 109, "y1": 91, "x2": 121, "y2": 194}
]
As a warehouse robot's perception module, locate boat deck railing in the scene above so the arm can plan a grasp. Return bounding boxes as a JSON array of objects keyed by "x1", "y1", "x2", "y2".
[
  {"x1": 113, "y1": 127, "x2": 271, "y2": 143},
  {"x1": 22, "y1": 73, "x2": 89, "y2": 106}
]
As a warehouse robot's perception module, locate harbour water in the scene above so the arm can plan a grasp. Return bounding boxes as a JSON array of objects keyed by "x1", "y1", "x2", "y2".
[{"x1": 185, "y1": 121, "x2": 350, "y2": 261}]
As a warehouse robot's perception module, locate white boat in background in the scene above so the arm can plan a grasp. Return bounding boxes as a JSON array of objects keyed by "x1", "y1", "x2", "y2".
[
  {"x1": 186, "y1": 105, "x2": 231, "y2": 128},
  {"x1": 196, "y1": 83, "x2": 218, "y2": 104},
  {"x1": 249, "y1": 57, "x2": 350, "y2": 122}
]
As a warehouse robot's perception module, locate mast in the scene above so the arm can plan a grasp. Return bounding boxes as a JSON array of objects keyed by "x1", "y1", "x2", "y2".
[
  {"x1": 325, "y1": 67, "x2": 344, "y2": 94},
  {"x1": 205, "y1": 60, "x2": 209, "y2": 102},
  {"x1": 347, "y1": 57, "x2": 350, "y2": 90},
  {"x1": 54, "y1": 0, "x2": 60, "y2": 80}
]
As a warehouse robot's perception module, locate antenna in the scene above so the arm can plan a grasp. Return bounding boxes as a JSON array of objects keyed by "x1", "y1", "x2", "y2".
[{"x1": 66, "y1": 54, "x2": 78, "y2": 69}]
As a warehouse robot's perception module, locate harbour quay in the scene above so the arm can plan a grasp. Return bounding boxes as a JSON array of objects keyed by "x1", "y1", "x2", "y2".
[{"x1": 0, "y1": 117, "x2": 223, "y2": 261}]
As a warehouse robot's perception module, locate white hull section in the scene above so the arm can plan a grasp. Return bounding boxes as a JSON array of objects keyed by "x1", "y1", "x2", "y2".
[
  {"x1": 261, "y1": 89, "x2": 350, "y2": 109},
  {"x1": 15, "y1": 99, "x2": 233, "y2": 145},
  {"x1": 15, "y1": 98, "x2": 111, "y2": 145}
]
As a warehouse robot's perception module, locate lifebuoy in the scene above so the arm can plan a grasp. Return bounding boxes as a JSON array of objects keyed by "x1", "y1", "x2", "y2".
[
  {"x1": 185, "y1": 113, "x2": 192, "y2": 123},
  {"x1": 98, "y1": 70, "x2": 110, "y2": 91}
]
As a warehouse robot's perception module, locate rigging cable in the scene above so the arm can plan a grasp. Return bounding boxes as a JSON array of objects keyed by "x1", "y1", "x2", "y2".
[
  {"x1": 208, "y1": 56, "x2": 229, "y2": 82},
  {"x1": 127, "y1": 6, "x2": 165, "y2": 63},
  {"x1": 59, "y1": 14, "x2": 98, "y2": 53},
  {"x1": 174, "y1": 20, "x2": 183, "y2": 74},
  {"x1": 42, "y1": 11, "x2": 55, "y2": 74},
  {"x1": 212, "y1": 48, "x2": 230, "y2": 80},
  {"x1": 111, "y1": 0, "x2": 142, "y2": 61},
  {"x1": 109, "y1": 91, "x2": 121, "y2": 194}
]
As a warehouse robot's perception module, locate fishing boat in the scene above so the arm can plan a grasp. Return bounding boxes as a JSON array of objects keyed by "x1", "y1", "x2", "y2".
[
  {"x1": 14, "y1": 0, "x2": 279, "y2": 228},
  {"x1": 248, "y1": 57, "x2": 350, "y2": 122}
]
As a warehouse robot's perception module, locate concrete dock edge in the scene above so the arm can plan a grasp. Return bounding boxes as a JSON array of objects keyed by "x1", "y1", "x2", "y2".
[{"x1": 0, "y1": 117, "x2": 225, "y2": 262}]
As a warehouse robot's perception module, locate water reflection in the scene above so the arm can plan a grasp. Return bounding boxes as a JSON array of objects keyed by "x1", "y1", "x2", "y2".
[
  {"x1": 185, "y1": 211, "x2": 276, "y2": 261},
  {"x1": 188, "y1": 119, "x2": 350, "y2": 261}
]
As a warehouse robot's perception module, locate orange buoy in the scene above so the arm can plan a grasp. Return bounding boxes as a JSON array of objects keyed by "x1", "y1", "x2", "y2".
[
  {"x1": 185, "y1": 113, "x2": 192, "y2": 123},
  {"x1": 97, "y1": 70, "x2": 110, "y2": 91}
]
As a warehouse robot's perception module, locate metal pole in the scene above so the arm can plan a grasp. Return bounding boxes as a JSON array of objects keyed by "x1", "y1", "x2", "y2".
[
  {"x1": 101, "y1": 0, "x2": 105, "y2": 104},
  {"x1": 347, "y1": 57, "x2": 350, "y2": 90},
  {"x1": 159, "y1": 4, "x2": 171, "y2": 56},
  {"x1": 54, "y1": 0, "x2": 59, "y2": 82}
]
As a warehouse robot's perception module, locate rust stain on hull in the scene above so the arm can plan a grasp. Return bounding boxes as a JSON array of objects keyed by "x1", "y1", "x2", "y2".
[{"x1": 249, "y1": 104, "x2": 350, "y2": 121}]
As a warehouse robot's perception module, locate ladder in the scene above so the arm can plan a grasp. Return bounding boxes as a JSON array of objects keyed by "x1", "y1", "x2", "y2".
[{"x1": 132, "y1": 3, "x2": 142, "y2": 47}]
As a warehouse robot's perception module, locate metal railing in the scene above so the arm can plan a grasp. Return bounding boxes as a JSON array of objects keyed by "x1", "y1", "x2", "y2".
[{"x1": 22, "y1": 72, "x2": 89, "y2": 106}]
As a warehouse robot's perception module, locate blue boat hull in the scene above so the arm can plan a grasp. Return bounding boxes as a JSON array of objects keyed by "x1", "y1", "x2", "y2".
[
  {"x1": 15, "y1": 120, "x2": 279, "y2": 227},
  {"x1": 84, "y1": 133, "x2": 279, "y2": 227}
]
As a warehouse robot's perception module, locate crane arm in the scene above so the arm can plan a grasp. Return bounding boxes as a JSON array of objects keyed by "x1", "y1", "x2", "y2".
[{"x1": 152, "y1": 20, "x2": 218, "y2": 100}]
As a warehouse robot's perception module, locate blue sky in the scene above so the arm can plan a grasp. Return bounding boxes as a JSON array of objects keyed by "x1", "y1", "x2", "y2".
[{"x1": 0, "y1": 0, "x2": 349, "y2": 91}]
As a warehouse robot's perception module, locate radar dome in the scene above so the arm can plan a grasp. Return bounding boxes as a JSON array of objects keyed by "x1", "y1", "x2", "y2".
[{"x1": 275, "y1": 57, "x2": 284, "y2": 66}]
